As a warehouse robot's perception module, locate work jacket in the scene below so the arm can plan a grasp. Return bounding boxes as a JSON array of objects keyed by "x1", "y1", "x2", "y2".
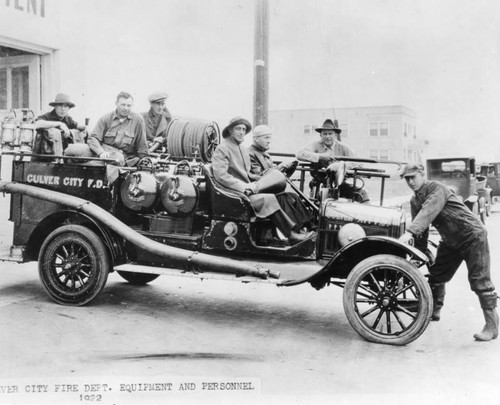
[{"x1": 408, "y1": 180, "x2": 486, "y2": 250}]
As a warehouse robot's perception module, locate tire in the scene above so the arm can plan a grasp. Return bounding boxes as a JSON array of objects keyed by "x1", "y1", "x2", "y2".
[
  {"x1": 117, "y1": 271, "x2": 160, "y2": 285},
  {"x1": 343, "y1": 254, "x2": 432, "y2": 345},
  {"x1": 38, "y1": 225, "x2": 110, "y2": 306}
]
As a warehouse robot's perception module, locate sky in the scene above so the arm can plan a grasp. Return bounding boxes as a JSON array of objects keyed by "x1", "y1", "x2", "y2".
[
  {"x1": 55, "y1": 0, "x2": 500, "y2": 160},
  {"x1": 265, "y1": 0, "x2": 500, "y2": 159}
]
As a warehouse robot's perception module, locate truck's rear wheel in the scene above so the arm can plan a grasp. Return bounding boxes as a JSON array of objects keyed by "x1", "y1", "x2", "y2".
[
  {"x1": 343, "y1": 254, "x2": 432, "y2": 345},
  {"x1": 117, "y1": 271, "x2": 160, "y2": 285},
  {"x1": 38, "y1": 225, "x2": 109, "y2": 306}
]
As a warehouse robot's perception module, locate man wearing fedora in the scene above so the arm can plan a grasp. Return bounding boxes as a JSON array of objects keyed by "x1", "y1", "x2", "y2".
[
  {"x1": 400, "y1": 163, "x2": 498, "y2": 341},
  {"x1": 34, "y1": 93, "x2": 86, "y2": 160},
  {"x1": 141, "y1": 92, "x2": 172, "y2": 152},
  {"x1": 249, "y1": 124, "x2": 314, "y2": 232},
  {"x1": 296, "y1": 118, "x2": 365, "y2": 200},
  {"x1": 212, "y1": 117, "x2": 313, "y2": 244}
]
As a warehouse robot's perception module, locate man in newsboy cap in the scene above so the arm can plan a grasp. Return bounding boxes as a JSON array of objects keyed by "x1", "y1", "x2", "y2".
[
  {"x1": 33, "y1": 93, "x2": 86, "y2": 161},
  {"x1": 400, "y1": 163, "x2": 498, "y2": 341},
  {"x1": 141, "y1": 92, "x2": 172, "y2": 152}
]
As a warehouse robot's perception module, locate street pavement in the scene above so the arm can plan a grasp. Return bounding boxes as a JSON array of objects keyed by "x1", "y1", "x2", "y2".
[{"x1": 0, "y1": 194, "x2": 500, "y2": 405}]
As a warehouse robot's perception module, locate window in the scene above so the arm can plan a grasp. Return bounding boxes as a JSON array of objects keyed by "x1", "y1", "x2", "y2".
[
  {"x1": 369, "y1": 121, "x2": 389, "y2": 136},
  {"x1": 370, "y1": 149, "x2": 389, "y2": 160},
  {"x1": 379, "y1": 149, "x2": 389, "y2": 160},
  {"x1": 379, "y1": 122, "x2": 388, "y2": 136},
  {"x1": 0, "y1": 51, "x2": 41, "y2": 114},
  {"x1": 339, "y1": 122, "x2": 348, "y2": 137},
  {"x1": 304, "y1": 125, "x2": 311, "y2": 134}
]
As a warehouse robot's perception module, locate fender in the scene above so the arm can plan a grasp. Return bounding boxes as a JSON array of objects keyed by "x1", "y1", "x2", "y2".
[
  {"x1": 280, "y1": 235, "x2": 427, "y2": 287},
  {"x1": 24, "y1": 209, "x2": 124, "y2": 263},
  {"x1": 0, "y1": 180, "x2": 276, "y2": 279}
]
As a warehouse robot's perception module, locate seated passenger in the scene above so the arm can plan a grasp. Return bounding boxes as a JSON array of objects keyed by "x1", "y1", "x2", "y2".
[
  {"x1": 249, "y1": 124, "x2": 314, "y2": 231},
  {"x1": 296, "y1": 118, "x2": 368, "y2": 202},
  {"x1": 33, "y1": 93, "x2": 86, "y2": 161},
  {"x1": 87, "y1": 91, "x2": 148, "y2": 167},
  {"x1": 212, "y1": 117, "x2": 314, "y2": 244},
  {"x1": 141, "y1": 92, "x2": 172, "y2": 152}
]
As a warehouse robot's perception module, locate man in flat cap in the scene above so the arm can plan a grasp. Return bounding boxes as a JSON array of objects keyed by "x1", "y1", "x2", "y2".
[
  {"x1": 141, "y1": 92, "x2": 172, "y2": 152},
  {"x1": 33, "y1": 93, "x2": 86, "y2": 161},
  {"x1": 400, "y1": 163, "x2": 498, "y2": 341}
]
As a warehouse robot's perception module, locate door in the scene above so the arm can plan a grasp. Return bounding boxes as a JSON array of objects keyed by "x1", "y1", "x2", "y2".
[{"x1": 0, "y1": 54, "x2": 41, "y2": 118}]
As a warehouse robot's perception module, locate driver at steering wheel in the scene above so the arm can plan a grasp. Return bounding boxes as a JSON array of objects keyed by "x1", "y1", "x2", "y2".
[{"x1": 296, "y1": 119, "x2": 368, "y2": 202}]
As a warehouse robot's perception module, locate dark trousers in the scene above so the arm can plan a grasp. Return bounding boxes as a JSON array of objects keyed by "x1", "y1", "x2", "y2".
[
  {"x1": 275, "y1": 192, "x2": 313, "y2": 231},
  {"x1": 428, "y1": 232, "x2": 495, "y2": 295}
]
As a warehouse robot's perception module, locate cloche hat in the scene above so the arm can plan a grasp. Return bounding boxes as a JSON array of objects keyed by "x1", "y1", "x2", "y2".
[{"x1": 222, "y1": 117, "x2": 252, "y2": 138}]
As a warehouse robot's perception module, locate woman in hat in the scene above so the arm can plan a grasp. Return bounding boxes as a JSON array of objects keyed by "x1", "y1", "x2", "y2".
[
  {"x1": 33, "y1": 93, "x2": 86, "y2": 160},
  {"x1": 212, "y1": 117, "x2": 313, "y2": 244}
]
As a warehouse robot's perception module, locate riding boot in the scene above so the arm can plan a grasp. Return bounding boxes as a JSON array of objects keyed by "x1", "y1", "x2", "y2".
[
  {"x1": 430, "y1": 282, "x2": 446, "y2": 321},
  {"x1": 269, "y1": 210, "x2": 311, "y2": 244},
  {"x1": 474, "y1": 291, "x2": 499, "y2": 342}
]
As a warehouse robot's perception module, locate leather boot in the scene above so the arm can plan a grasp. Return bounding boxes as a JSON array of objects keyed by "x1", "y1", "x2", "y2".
[
  {"x1": 430, "y1": 282, "x2": 445, "y2": 321},
  {"x1": 474, "y1": 292, "x2": 499, "y2": 341},
  {"x1": 269, "y1": 210, "x2": 295, "y2": 238},
  {"x1": 270, "y1": 210, "x2": 313, "y2": 244}
]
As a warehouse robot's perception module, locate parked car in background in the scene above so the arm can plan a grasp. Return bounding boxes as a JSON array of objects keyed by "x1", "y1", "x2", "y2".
[
  {"x1": 427, "y1": 157, "x2": 491, "y2": 223},
  {"x1": 479, "y1": 162, "x2": 500, "y2": 202}
]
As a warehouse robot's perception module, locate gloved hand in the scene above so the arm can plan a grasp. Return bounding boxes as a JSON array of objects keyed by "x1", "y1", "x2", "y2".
[
  {"x1": 399, "y1": 232, "x2": 414, "y2": 246},
  {"x1": 244, "y1": 183, "x2": 257, "y2": 196},
  {"x1": 278, "y1": 160, "x2": 298, "y2": 177},
  {"x1": 318, "y1": 153, "x2": 334, "y2": 164}
]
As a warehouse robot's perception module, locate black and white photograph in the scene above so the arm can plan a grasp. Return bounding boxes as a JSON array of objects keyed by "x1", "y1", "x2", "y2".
[{"x1": 1, "y1": 1, "x2": 500, "y2": 404}]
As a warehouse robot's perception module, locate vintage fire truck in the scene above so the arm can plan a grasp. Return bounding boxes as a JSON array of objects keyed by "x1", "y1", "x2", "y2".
[{"x1": 0, "y1": 115, "x2": 432, "y2": 345}]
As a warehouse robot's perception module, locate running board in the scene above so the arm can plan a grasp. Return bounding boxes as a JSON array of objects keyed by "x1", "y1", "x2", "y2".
[
  {"x1": 0, "y1": 245, "x2": 24, "y2": 262},
  {"x1": 114, "y1": 263, "x2": 283, "y2": 285}
]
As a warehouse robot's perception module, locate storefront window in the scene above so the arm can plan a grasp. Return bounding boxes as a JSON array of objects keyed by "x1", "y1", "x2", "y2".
[
  {"x1": 11, "y1": 66, "x2": 29, "y2": 109},
  {"x1": 0, "y1": 68, "x2": 6, "y2": 109}
]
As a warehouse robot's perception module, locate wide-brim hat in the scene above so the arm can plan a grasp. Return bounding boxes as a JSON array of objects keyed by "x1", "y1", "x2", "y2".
[
  {"x1": 49, "y1": 93, "x2": 75, "y2": 108},
  {"x1": 222, "y1": 117, "x2": 252, "y2": 138},
  {"x1": 400, "y1": 163, "x2": 425, "y2": 178},
  {"x1": 315, "y1": 118, "x2": 341, "y2": 134}
]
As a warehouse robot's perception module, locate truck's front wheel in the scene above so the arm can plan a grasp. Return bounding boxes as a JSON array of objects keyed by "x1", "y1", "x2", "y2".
[
  {"x1": 38, "y1": 225, "x2": 110, "y2": 306},
  {"x1": 343, "y1": 254, "x2": 432, "y2": 345}
]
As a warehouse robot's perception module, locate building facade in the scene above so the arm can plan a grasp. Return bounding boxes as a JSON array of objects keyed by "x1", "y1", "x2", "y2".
[
  {"x1": 0, "y1": 0, "x2": 256, "y2": 128},
  {"x1": 269, "y1": 105, "x2": 425, "y2": 163}
]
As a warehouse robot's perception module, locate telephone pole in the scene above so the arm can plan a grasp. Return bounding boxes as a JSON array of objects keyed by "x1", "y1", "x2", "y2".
[{"x1": 253, "y1": 0, "x2": 269, "y2": 126}]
